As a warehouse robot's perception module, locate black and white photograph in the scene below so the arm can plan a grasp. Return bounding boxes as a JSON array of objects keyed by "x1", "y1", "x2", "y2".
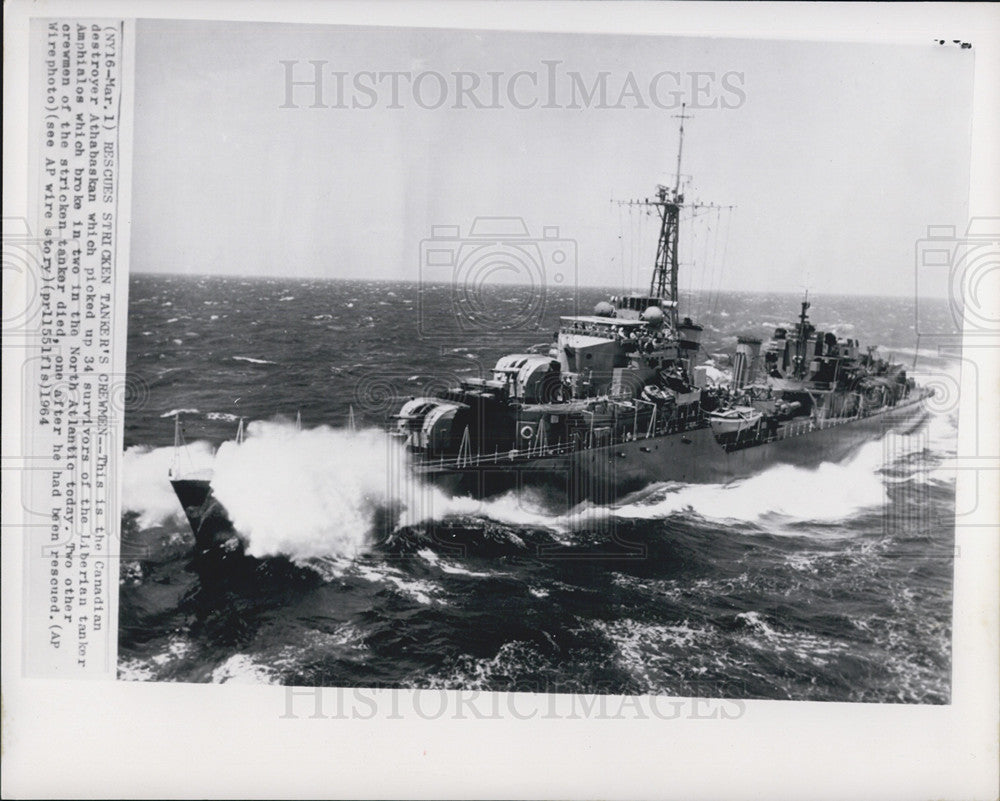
[
  {"x1": 117, "y1": 20, "x2": 970, "y2": 700},
  {"x1": 3, "y1": 3, "x2": 998, "y2": 799}
]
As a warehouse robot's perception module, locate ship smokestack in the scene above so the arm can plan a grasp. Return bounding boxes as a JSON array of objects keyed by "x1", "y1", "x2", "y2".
[{"x1": 733, "y1": 336, "x2": 762, "y2": 389}]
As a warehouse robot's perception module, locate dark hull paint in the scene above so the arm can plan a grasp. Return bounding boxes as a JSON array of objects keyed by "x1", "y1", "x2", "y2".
[
  {"x1": 171, "y1": 397, "x2": 930, "y2": 548},
  {"x1": 169, "y1": 477, "x2": 236, "y2": 550},
  {"x1": 420, "y1": 398, "x2": 930, "y2": 502}
]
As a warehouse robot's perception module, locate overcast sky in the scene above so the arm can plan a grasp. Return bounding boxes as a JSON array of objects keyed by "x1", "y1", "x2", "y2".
[{"x1": 131, "y1": 20, "x2": 973, "y2": 297}]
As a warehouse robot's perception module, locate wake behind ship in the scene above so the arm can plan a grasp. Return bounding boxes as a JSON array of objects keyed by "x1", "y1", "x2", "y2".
[{"x1": 169, "y1": 108, "x2": 931, "y2": 547}]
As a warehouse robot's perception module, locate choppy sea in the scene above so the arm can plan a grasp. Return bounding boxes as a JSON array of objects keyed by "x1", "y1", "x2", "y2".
[{"x1": 119, "y1": 274, "x2": 957, "y2": 702}]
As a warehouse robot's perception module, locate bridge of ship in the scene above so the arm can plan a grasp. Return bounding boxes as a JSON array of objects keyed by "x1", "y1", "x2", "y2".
[{"x1": 557, "y1": 316, "x2": 648, "y2": 340}]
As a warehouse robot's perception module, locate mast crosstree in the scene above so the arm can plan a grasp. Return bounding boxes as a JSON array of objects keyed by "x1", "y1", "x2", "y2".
[{"x1": 615, "y1": 103, "x2": 733, "y2": 329}]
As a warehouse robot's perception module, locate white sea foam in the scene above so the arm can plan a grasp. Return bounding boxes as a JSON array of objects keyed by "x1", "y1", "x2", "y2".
[
  {"x1": 150, "y1": 637, "x2": 192, "y2": 666},
  {"x1": 209, "y1": 423, "x2": 419, "y2": 561},
  {"x1": 416, "y1": 549, "x2": 495, "y2": 577},
  {"x1": 233, "y1": 356, "x2": 276, "y2": 365},
  {"x1": 202, "y1": 421, "x2": 576, "y2": 561},
  {"x1": 700, "y1": 364, "x2": 731, "y2": 384},
  {"x1": 210, "y1": 654, "x2": 278, "y2": 684},
  {"x1": 118, "y1": 658, "x2": 156, "y2": 681},
  {"x1": 159, "y1": 408, "x2": 200, "y2": 418},
  {"x1": 122, "y1": 441, "x2": 216, "y2": 527},
  {"x1": 612, "y1": 439, "x2": 892, "y2": 527},
  {"x1": 351, "y1": 564, "x2": 443, "y2": 605},
  {"x1": 592, "y1": 618, "x2": 711, "y2": 689},
  {"x1": 404, "y1": 487, "x2": 561, "y2": 530},
  {"x1": 124, "y1": 419, "x2": 559, "y2": 560}
]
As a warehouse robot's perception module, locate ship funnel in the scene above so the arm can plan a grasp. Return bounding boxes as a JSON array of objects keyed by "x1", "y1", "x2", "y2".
[{"x1": 733, "y1": 336, "x2": 762, "y2": 389}]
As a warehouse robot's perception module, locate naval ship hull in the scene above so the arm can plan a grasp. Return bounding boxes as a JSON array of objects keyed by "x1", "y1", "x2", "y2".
[
  {"x1": 170, "y1": 396, "x2": 930, "y2": 550},
  {"x1": 416, "y1": 395, "x2": 928, "y2": 502}
]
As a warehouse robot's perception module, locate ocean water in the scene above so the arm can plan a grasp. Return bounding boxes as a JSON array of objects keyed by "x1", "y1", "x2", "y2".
[{"x1": 119, "y1": 274, "x2": 957, "y2": 702}]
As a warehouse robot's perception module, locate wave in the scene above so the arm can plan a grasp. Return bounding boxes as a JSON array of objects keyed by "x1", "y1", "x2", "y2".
[
  {"x1": 610, "y1": 440, "x2": 891, "y2": 527},
  {"x1": 351, "y1": 563, "x2": 445, "y2": 605},
  {"x1": 159, "y1": 407, "x2": 200, "y2": 418},
  {"x1": 208, "y1": 422, "x2": 422, "y2": 562},
  {"x1": 205, "y1": 422, "x2": 565, "y2": 561},
  {"x1": 233, "y1": 356, "x2": 276, "y2": 365},
  {"x1": 123, "y1": 406, "x2": 956, "y2": 559},
  {"x1": 210, "y1": 654, "x2": 279, "y2": 684},
  {"x1": 417, "y1": 548, "x2": 496, "y2": 577}
]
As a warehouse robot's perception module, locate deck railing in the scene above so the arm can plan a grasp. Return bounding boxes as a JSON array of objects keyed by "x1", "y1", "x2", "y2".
[
  {"x1": 415, "y1": 393, "x2": 928, "y2": 470},
  {"x1": 418, "y1": 414, "x2": 706, "y2": 471}
]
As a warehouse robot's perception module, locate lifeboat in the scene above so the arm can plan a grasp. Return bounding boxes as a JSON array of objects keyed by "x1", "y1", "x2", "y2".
[
  {"x1": 641, "y1": 384, "x2": 671, "y2": 404},
  {"x1": 707, "y1": 405, "x2": 763, "y2": 435}
]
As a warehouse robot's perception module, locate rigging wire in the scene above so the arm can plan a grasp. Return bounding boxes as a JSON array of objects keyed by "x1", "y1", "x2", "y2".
[
  {"x1": 703, "y1": 205, "x2": 722, "y2": 318},
  {"x1": 617, "y1": 201, "x2": 626, "y2": 294},
  {"x1": 684, "y1": 207, "x2": 697, "y2": 311},
  {"x1": 699, "y1": 208, "x2": 714, "y2": 318},
  {"x1": 629, "y1": 203, "x2": 637, "y2": 293},
  {"x1": 711, "y1": 207, "x2": 734, "y2": 317},
  {"x1": 706, "y1": 206, "x2": 722, "y2": 314},
  {"x1": 695, "y1": 208, "x2": 709, "y2": 319},
  {"x1": 632, "y1": 205, "x2": 639, "y2": 293}
]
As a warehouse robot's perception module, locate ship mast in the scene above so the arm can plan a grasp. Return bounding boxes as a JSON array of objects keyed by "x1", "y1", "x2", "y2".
[
  {"x1": 618, "y1": 104, "x2": 730, "y2": 330},
  {"x1": 673, "y1": 103, "x2": 688, "y2": 196},
  {"x1": 794, "y1": 291, "x2": 812, "y2": 379},
  {"x1": 647, "y1": 105, "x2": 692, "y2": 315}
]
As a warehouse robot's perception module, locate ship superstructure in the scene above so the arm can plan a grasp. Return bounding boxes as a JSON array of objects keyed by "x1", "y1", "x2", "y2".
[{"x1": 387, "y1": 107, "x2": 921, "y2": 478}]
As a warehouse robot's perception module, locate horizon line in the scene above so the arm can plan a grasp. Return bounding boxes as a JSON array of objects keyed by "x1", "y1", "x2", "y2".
[{"x1": 127, "y1": 270, "x2": 942, "y2": 302}]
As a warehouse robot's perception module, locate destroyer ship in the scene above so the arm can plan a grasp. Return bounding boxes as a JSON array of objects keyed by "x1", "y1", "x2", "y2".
[{"x1": 169, "y1": 111, "x2": 931, "y2": 545}]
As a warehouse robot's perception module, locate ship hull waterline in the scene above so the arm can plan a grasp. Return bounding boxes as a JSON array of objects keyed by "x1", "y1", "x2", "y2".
[
  {"x1": 416, "y1": 397, "x2": 929, "y2": 502},
  {"x1": 169, "y1": 397, "x2": 931, "y2": 549}
]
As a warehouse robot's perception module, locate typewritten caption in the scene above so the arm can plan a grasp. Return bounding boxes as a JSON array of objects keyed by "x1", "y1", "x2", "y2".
[{"x1": 26, "y1": 20, "x2": 124, "y2": 677}]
